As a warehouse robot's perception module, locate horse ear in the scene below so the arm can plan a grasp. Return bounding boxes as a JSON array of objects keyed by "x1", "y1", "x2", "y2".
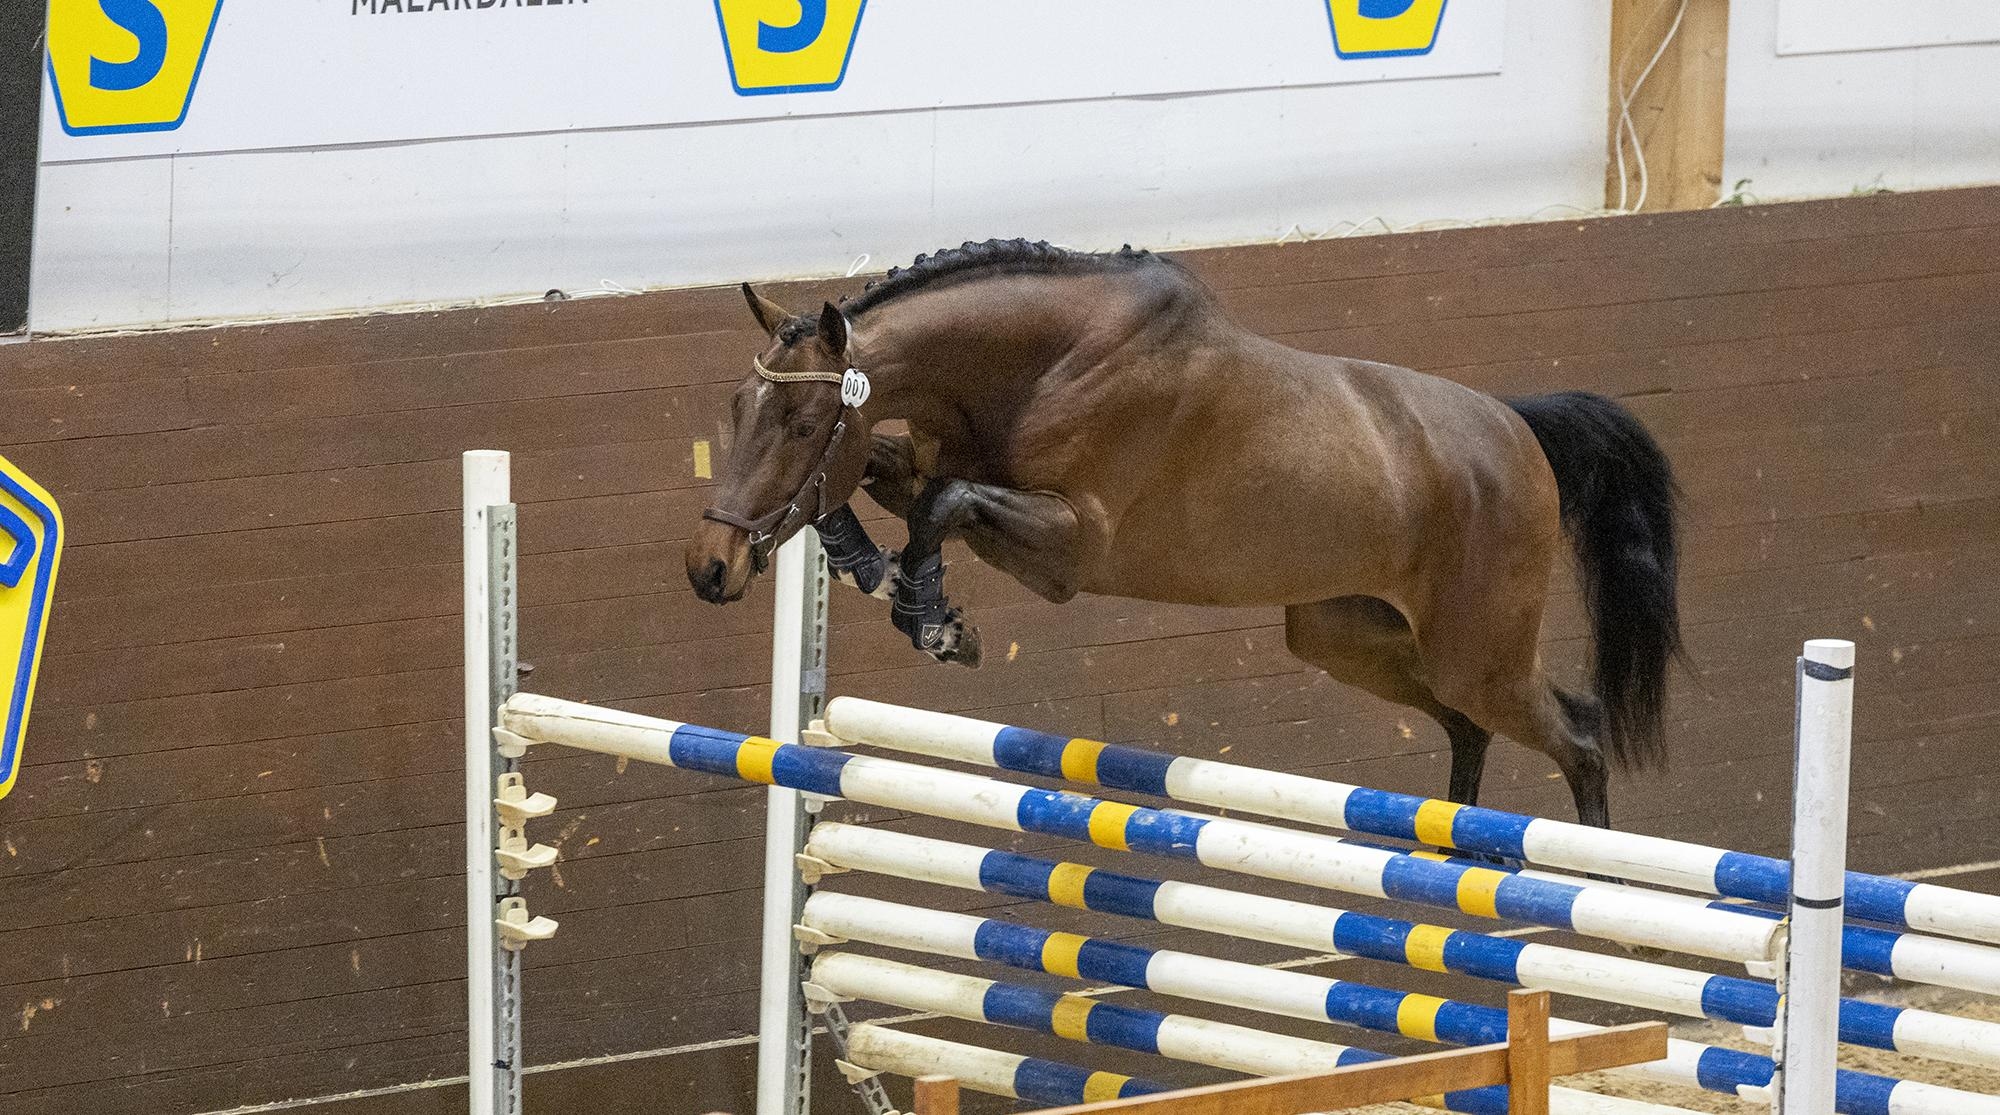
[
  {"x1": 817, "y1": 302, "x2": 852, "y2": 363},
  {"x1": 742, "y1": 283, "x2": 791, "y2": 337}
]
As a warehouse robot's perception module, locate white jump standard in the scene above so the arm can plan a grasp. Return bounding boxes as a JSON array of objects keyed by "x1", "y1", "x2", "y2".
[{"x1": 464, "y1": 448, "x2": 2000, "y2": 1115}]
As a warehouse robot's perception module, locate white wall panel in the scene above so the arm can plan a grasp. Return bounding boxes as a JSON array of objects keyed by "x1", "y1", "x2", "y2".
[
  {"x1": 1724, "y1": 0, "x2": 2000, "y2": 202},
  {"x1": 1776, "y1": 0, "x2": 2000, "y2": 55},
  {"x1": 31, "y1": 2, "x2": 1610, "y2": 333},
  {"x1": 30, "y1": 159, "x2": 176, "y2": 332},
  {"x1": 41, "y1": 2, "x2": 1508, "y2": 158}
]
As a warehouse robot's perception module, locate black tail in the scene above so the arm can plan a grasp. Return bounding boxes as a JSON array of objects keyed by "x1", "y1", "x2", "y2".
[{"x1": 1507, "y1": 391, "x2": 1684, "y2": 769}]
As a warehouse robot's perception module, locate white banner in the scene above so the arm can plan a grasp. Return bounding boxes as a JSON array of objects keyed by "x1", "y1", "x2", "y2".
[
  {"x1": 42, "y1": 0, "x2": 1504, "y2": 161},
  {"x1": 1776, "y1": 0, "x2": 2000, "y2": 55}
]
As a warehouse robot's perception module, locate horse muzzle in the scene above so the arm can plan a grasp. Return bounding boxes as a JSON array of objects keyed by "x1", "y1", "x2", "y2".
[{"x1": 686, "y1": 521, "x2": 759, "y2": 604}]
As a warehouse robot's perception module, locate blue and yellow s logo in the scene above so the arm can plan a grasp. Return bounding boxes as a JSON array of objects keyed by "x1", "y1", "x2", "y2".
[
  {"x1": 1326, "y1": 0, "x2": 1448, "y2": 58},
  {"x1": 46, "y1": 0, "x2": 225, "y2": 136},
  {"x1": 714, "y1": 0, "x2": 867, "y2": 96},
  {"x1": 0, "y1": 456, "x2": 62, "y2": 802}
]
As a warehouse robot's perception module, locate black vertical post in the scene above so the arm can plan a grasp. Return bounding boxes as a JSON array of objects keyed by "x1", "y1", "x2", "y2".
[{"x1": 1, "y1": 4, "x2": 47, "y2": 335}]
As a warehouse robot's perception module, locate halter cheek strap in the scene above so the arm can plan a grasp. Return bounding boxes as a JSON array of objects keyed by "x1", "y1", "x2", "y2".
[
  {"x1": 699, "y1": 414, "x2": 849, "y2": 537},
  {"x1": 700, "y1": 354, "x2": 873, "y2": 558}
]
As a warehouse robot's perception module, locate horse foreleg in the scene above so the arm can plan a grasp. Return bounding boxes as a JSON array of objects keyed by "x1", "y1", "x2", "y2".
[
  {"x1": 858, "y1": 432, "x2": 921, "y2": 519},
  {"x1": 812, "y1": 433, "x2": 922, "y2": 599},
  {"x1": 814, "y1": 505, "x2": 895, "y2": 598},
  {"x1": 890, "y1": 479, "x2": 979, "y2": 666},
  {"x1": 892, "y1": 480, "x2": 1095, "y2": 668}
]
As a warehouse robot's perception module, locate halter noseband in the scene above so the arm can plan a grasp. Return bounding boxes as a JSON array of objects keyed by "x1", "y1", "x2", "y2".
[{"x1": 700, "y1": 354, "x2": 872, "y2": 564}]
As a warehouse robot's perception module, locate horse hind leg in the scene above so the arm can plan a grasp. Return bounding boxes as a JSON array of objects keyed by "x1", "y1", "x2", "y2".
[
  {"x1": 1547, "y1": 685, "x2": 1612, "y2": 828},
  {"x1": 1492, "y1": 678, "x2": 1621, "y2": 876},
  {"x1": 1421, "y1": 622, "x2": 1616, "y2": 830},
  {"x1": 1284, "y1": 598, "x2": 1495, "y2": 809}
]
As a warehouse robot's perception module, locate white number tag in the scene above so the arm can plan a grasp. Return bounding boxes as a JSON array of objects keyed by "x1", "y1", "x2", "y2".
[{"x1": 840, "y1": 368, "x2": 872, "y2": 407}]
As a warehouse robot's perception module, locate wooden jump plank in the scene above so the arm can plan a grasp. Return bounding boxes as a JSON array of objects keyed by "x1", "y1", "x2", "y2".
[{"x1": 997, "y1": 1016, "x2": 1669, "y2": 1115}]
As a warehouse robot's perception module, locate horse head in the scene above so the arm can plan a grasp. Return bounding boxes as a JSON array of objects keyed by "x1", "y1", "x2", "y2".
[{"x1": 686, "y1": 284, "x2": 874, "y2": 604}]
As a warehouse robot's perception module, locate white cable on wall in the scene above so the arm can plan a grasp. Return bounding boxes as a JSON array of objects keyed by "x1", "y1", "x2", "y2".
[{"x1": 1614, "y1": 0, "x2": 1690, "y2": 213}]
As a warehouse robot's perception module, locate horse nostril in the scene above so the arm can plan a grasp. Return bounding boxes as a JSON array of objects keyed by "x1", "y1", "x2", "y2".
[{"x1": 696, "y1": 559, "x2": 727, "y2": 598}]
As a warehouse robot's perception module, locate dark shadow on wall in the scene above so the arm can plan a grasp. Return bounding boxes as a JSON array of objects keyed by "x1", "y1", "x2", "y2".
[{"x1": 0, "y1": 4, "x2": 45, "y2": 335}]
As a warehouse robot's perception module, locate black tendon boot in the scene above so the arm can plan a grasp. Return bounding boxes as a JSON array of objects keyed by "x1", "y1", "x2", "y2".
[
  {"x1": 814, "y1": 506, "x2": 892, "y2": 598},
  {"x1": 890, "y1": 551, "x2": 979, "y2": 666}
]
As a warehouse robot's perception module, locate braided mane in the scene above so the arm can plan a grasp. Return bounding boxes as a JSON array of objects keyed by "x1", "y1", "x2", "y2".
[{"x1": 842, "y1": 239, "x2": 1163, "y2": 317}]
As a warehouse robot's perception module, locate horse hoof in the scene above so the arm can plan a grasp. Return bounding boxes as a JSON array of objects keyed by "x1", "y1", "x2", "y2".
[
  {"x1": 898, "y1": 602, "x2": 980, "y2": 668},
  {"x1": 917, "y1": 614, "x2": 980, "y2": 668},
  {"x1": 948, "y1": 622, "x2": 982, "y2": 669}
]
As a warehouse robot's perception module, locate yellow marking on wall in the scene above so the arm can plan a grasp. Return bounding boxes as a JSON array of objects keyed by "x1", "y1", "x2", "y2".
[
  {"x1": 693, "y1": 440, "x2": 713, "y2": 479},
  {"x1": 0, "y1": 453, "x2": 64, "y2": 802},
  {"x1": 1088, "y1": 802, "x2": 1139, "y2": 851},
  {"x1": 1047, "y1": 862, "x2": 1095, "y2": 909},
  {"x1": 1325, "y1": 0, "x2": 1449, "y2": 58},
  {"x1": 1061, "y1": 738, "x2": 1107, "y2": 785},
  {"x1": 45, "y1": 0, "x2": 225, "y2": 135},
  {"x1": 715, "y1": 0, "x2": 867, "y2": 94}
]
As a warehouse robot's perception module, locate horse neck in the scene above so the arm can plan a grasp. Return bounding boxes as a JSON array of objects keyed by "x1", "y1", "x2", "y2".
[{"x1": 851, "y1": 278, "x2": 1117, "y2": 426}]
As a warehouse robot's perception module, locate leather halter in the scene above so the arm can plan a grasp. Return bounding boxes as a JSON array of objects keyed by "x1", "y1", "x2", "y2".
[{"x1": 700, "y1": 354, "x2": 866, "y2": 565}]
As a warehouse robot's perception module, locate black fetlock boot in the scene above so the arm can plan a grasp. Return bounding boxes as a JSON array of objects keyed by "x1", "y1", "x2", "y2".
[
  {"x1": 815, "y1": 506, "x2": 892, "y2": 598},
  {"x1": 891, "y1": 551, "x2": 980, "y2": 667}
]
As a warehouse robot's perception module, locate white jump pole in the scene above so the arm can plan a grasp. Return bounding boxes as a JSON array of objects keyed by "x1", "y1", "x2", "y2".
[
  {"x1": 463, "y1": 450, "x2": 513, "y2": 1115},
  {"x1": 1776, "y1": 638, "x2": 1856, "y2": 1115},
  {"x1": 756, "y1": 529, "x2": 828, "y2": 1115}
]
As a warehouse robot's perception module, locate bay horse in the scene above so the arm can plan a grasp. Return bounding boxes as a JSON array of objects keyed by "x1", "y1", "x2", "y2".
[{"x1": 686, "y1": 240, "x2": 1682, "y2": 827}]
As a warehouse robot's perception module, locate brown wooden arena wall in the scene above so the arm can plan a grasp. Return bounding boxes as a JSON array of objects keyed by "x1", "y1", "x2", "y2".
[{"x1": 1, "y1": 187, "x2": 1996, "y2": 1115}]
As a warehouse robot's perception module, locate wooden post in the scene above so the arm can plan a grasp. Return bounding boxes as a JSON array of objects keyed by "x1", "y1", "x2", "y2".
[
  {"x1": 914, "y1": 1075, "x2": 962, "y2": 1115},
  {"x1": 1606, "y1": 0, "x2": 1730, "y2": 211},
  {"x1": 1506, "y1": 990, "x2": 1552, "y2": 1115}
]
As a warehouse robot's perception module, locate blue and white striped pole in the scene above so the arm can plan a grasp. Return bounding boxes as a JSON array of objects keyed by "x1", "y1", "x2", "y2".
[
  {"x1": 810, "y1": 953, "x2": 1678, "y2": 1115},
  {"x1": 493, "y1": 693, "x2": 2000, "y2": 1114},
  {"x1": 802, "y1": 822, "x2": 2000, "y2": 1071},
  {"x1": 1348, "y1": 837, "x2": 2000, "y2": 999},
  {"x1": 495, "y1": 693, "x2": 1782, "y2": 964},
  {"x1": 800, "y1": 895, "x2": 2000, "y2": 1115},
  {"x1": 842, "y1": 1023, "x2": 1168, "y2": 1107},
  {"x1": 804, "y1": 897, "x2": 2000, "y2": 1115},
  {"x1": 818, "y1": 693, "x2": 2000, "y2": 947},
  {"x1": 806, "y1": 891, "x2": 1520, "y2": 1047}
]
